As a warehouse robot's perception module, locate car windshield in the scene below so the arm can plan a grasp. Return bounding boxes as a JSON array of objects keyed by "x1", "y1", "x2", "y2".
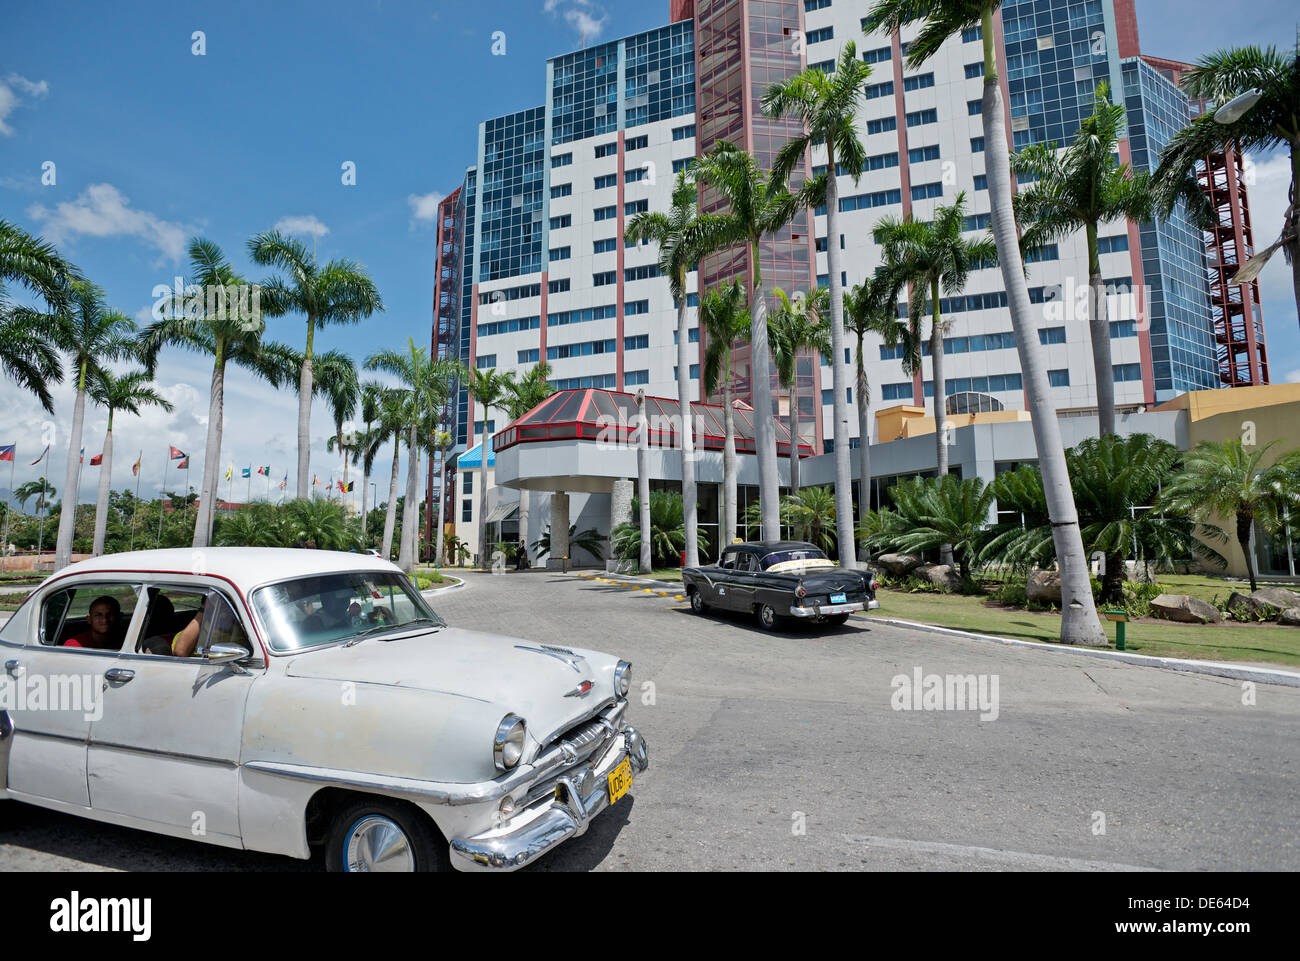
[
  {"x1": 251, "y1": 572, "x2": 445, "y2": 652},
  {"x1": 760, "y1": 548, "x2": 831, "y2": 570}
]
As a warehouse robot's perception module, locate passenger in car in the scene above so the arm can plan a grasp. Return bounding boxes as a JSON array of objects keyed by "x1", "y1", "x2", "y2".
[
  {"x1": 63, "y1": 596, "x2": 123, "y2": 650},
  {"x1": 169, "y1": 595, "x2": 207, "y2": 658}
]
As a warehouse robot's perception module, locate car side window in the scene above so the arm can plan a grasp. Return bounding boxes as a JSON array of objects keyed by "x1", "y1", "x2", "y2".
[
  {"x1": 135, "y1": 586, "x2": 248, "y2": 659},
  {"x1": 39, "y1": 583, "x2": 139, "y2": 650},
  {"x1": 196, "y1": 591, "x2": 252, "y2": 657},
  {"x1": 740, "y1": 554, "x2": 759, "y2": 573},
  {"x1": 719, "y1": 551, "x2": 738, "y2": 570}
]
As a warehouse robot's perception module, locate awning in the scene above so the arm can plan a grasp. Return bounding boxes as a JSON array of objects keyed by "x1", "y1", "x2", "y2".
[{"x1": 484, "y1": 502, "x2": 519, "y2": 525}]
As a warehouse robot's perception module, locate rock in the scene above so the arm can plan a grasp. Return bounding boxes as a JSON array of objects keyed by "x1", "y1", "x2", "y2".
[
  {"x1": 1279, "y1": 607, "x2": 1300, "y2": 627},
  {"x1": 876, "y1": 553, "x2": 924, "y2": 577},
  {"x1": 1225, "y1": 591, "x2": 1268, "y2": 617},
  {"x1": 1150, "y1": 593, "x2": 1221, "y2": 624},
  {"x1": 913, "y1": 563, "x2": 962, "y2": 592},
  {"x1": 1248, "y1": 586, "x2": 1300, "y2": 614},
  {"x1": 1027, "y1": 570, "x2": 1062, "y2": 606},
  {"x1": 1126, "y1": 561, "x2": 1158, "y2": 584}
]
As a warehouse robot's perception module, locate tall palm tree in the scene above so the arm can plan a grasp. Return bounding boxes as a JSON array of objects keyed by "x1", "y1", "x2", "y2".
[
  {"x1": 700, "y1": 281, "x2": 751, "y2": 547},
  {"x1": 14, "y1": 478, "x2": 55, "y2": 559},
  {"x1": 1152, "y1": 45, "x2": 1299, "y2": 326},
  {"x1": 770, "y1": 287, "x2": 831, "y2": 495},
  {"x1": 1, "y1": 220, "x2": 75, "y2": 412},
  {"x1": 843, "y1": 273, "x2": 913, "y2": 530},
  {"x1": 87, "y1": 369, "x2": 174, "y2": 556},
  {"x1": 634, "y1": 388, "x2": 652, "y2": 572},
  {"x1": 502, "y1": 360, "x2": 554, "y2": 564},
  {"x1": 764, "y1": 39, "x2": 873, "y2": 566},
  {"x1": 873, "y1": 192, "x2": 996, "y2": 489},
  {"x1": 691, "y1": 141, "x2": 801, "y2": 543},
  {"x1": 625, "y1": 170, "x2": 708, "y2": 569},
  {"x1": 49, "y1": 281, "x2": 139, "y2": 570},
  {"x1": 864, "y1": 0, "x2": 1107, "y2": 644},
  {"x1": 372, "y1": 388, "x2": 408, "y2": 561},
  {"x1": 353, "y1": 381, "x2": 386, "y2": 544},
  {"x1": 249, "y1": 229, "x2": 383, "y2": 499},
  {"x1": 1013, "y1": 85, "x2": 1156, "y2": 436},
  {"x1": 367, "y1": 340, "x2": 453, "y2": 573},
  {"x1": 431, "y1": 428, "x2": 453, "y2": 566},
  {"x1": 1161, "y1": 439, "x2": 1300, "y2": 593},
  {"x1": 142, "y1": 238, "x2": 293, "y2": 547},
  {"x1": 316, "y1": 349, "x2": 359, "y2": 498},
  {"x1": 460, "y1": 364, "x2": 514, "y2": 570}
]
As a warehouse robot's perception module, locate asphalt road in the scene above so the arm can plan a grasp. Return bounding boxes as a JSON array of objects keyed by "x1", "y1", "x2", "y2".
[{"x1": 2, "y1": 569, "x2": 1297, "y2": 871}]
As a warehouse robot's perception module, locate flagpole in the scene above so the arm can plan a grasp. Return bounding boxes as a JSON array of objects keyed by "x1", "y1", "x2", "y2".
[
  {"x1": 227, "y1": 465, "x2": 233, "y2": 508},
  {"x1": 246, "y1": 468, "x2": 252, "y2": 503},
  {"x1": 156, "y1": 451, "x2": 165, "y2": 548},
  {"x1": 129, "y1": 451, "x2": 142, "y2": 551},
  {"x1": 1, "y1": 449, "x2": 15, "y2": 572}
]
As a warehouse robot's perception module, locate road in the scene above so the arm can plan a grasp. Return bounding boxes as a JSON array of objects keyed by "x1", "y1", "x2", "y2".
[{"x1": 2, "y1": 569, "x2": 1297, "y2": 871}]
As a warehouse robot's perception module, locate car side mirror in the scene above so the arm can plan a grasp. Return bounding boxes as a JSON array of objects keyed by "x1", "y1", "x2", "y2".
[{"x1": 205, "y1": 642, "x2": 251, "y2": 664}]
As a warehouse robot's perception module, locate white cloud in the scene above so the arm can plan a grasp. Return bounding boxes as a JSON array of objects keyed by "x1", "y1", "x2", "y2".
[
  {"x1": 543, "y1": 0, "x2": 607, "y2": 41},
  {"x1": 1242, "y1": 152, "x2": 1293, "y2": 307},
  {"x1": 26, "y1": 183, "x2": 190, "y2": 262},
  {"x1": 273, "y1": 215, "x2": 330, "y2": 238},
  {"x1": 407, "y1": 190, "x2": 444, "y2": 225},
  {"x1": 0, "y1": 73, "x2": 48, "y2": 136},
  {"x1": 1286, "y1": 369, "x2": 1300, "y2": 384}
]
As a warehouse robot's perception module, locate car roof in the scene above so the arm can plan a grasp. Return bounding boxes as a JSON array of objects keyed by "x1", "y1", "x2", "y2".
[
  {"x1": 49, "y1": 548, "x2": 403, "y2": 593},
  {"x1": 725, "y1": 541, "x2": 819, "y2": 554}
]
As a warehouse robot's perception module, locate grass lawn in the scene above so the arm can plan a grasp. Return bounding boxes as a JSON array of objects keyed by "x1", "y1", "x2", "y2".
[
  {"x1": 640, "y1": 569, "x2": 684, "y2": 583},
  {"x1": 872, "y1": 587, "x2": 1300, "y2": 669}
]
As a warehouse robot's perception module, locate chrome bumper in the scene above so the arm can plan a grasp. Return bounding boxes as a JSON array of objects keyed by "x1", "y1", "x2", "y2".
[
  {"x1": 449, "y1": 726, "x2": 650, "y2": 871},
  {"x1": 789, "y1": 600, "x2": 867, "y2": 618}
]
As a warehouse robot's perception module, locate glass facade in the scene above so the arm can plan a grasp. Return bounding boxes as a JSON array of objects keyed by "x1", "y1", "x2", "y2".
[
  {"x1": 477, "y1": 107, "x2": 546, "y2": 283},
  {"x1": 457, "y1": 168, "x2": 477, "y2": 447}
]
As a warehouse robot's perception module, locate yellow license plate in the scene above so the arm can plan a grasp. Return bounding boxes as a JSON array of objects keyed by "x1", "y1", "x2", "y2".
[{"x1": 607, "y1": 757, "x2": 633, "y2": 804}]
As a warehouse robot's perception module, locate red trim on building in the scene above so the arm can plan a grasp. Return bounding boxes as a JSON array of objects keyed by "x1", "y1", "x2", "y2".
[
  {"x1": 469, "y1": 282, "x2": 479, "y2": 451},
  {"x1": 1112, "y1": 0, "x2": 1142, "y2": 59},
  {"x1": 669, "y1": 0, "x2": 693, "y2": 23},
  {"x1": 539, "y1": 269, "x2": 548, "y2": 360},
  {"x1": 615, "y1": 129, "x2": 626, "y2": 392},
  {"x1": 1116, "y1": 139, "x2": 1157, "y2": 405},
  {"x1": 889, "y1": 30, "x2": 923, "y2": 408}
]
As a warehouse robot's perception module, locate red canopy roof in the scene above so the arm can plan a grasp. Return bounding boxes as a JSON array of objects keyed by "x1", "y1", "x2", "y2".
[{"x1": 492, "y1": 388, "x2": 814, "y2": 458}]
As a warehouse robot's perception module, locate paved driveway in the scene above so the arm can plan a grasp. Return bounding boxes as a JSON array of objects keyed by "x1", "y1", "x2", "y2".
[{"x1": 2, "y1": 569, "x2": 1296, "y2": 871}]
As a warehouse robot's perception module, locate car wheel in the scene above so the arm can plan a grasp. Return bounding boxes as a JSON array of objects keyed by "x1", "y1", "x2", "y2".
[
  {"x1": 823, "y1": 613, "x2": 851, "y2": 627},
  {"x1": 757, "y1": 603, "x2": 784, "y2": 631},
  {"x1": 325, "y1": 798, "x2": 448, "y2": 873},
  {"x1": 689, "y1": 589, "x2": 709, "y2": 614}
]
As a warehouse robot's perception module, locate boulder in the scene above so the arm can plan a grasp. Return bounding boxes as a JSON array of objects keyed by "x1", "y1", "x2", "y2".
[
  {"x1": 1150, "y1": 593, "x2": 1221, "y2": 624},
  {"x1": 913, "y1": 563, "x2": 962, "y2": 592},
  {"x1": 1248, "y1": 586, "x2": 1300, "y2": 614},
  {"x1": 1027, "y1": 570, "x2": 1062, "y2": 606},
  {"x1": 1225, "y1": 591, "x2": 1268, "y2": 618},
  {"x1": 876, "y1": 553, "x2": 924, "y2": 578},
  {"x1": 1279, "y1": 607, "x2": 1300, "y2": 627}
]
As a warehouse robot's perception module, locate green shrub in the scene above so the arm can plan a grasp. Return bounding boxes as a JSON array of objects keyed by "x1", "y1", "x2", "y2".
[{"x1": 994, "y1": 578, "x2": 1028, "y2": 607}]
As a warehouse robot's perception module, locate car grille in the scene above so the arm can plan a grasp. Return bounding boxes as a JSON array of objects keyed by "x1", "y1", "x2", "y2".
[{"x1": 519, "y1": 708, "x2": 620, "y2": 808}]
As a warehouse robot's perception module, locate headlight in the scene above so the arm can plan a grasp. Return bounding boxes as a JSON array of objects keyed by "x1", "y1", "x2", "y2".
[
  {"x1": 494, "y1": 714, "x2": 526, "y2": 772},
  {"x1": 614, "y1": 661, "x2": 632, "y2": 698}
]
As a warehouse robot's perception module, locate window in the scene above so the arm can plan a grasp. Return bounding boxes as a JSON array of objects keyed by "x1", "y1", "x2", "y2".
[
  {"x1": 594, "y1": 142, "x2": 618, "y2": 159},
  {"x1": 547, "y1": 278, "x2": 570, "y2": 294},
  {"x1": 809, "y1": 59, "x2": 834, "y2": 73},
  {"x1": 478, "y1": 283, "x2": 541, "y2": 305},
  {"x1": 625, "y1": 299, "x2": 650, "y2": 315},
  {"x1": 551, "y1": 152, "x2": 572, "y2": 168},
  {"x1": 478, "y1": 315, "x2": 540, "y2": 337},
  {"x1": 831, "y1": 187, "x2": 902, "y2": 213},
  {"x1": 593, "y1": 237, "x2": 617, "y2": 254},
  {"x1": 672, "y1": 364, "x2": 700, "y2": 380},
  {"x1": 593, "y1": 270, "x2": 617, "y2": 286},
  {"x1": 548, "y1": 338, "x2": 616, "y2": 360},
  {"x1": 672, "y1": 328, "x2": 700, "y2": 344},
  {"x1": 865, "y1": 80, "x2": 894, "y2": 100},
  {"x1": 518, "y1": 348, "x2": 540, "y2": 364},
  {"x1": 804, "y1": 0, "x2": 832, "y2": 9},
  {"x1": 594, "y1": 174, "x2": 617, "y2": 190},
  {"x1": 624, "y1": 166, "x2": 648, "y2": 183},
  {"x1": 625, "y1": 264, "x2": 661, "y2": 281},
  {"x1": 624, "y1": 334, "x2": 649, "y2": 350},
  {"x1": 548, "y1": 246, "x2": 571, "y2": 261},
  {"x1": 548, "y1": 304, "x2": 617, "y2": 327},
  {"x1": 1110, "y1": 320, "x2": 1137, "y2": 338},
  {"x1": 550, "y1": 183, "x2": 572, "y2": 199},
  {"x1": 462, "y1": 499, "x2": 473, "y2": 522},
  {"x1": 133, "y1": 586, "x2": 247, "y2": 658},
  {"x1": 672, "y1": 123, "x2": 696, "y2": 140},
  {"x1": 1039, "y1": 327, "x2": 1067, "y2": 345},
  {"x1": 1024, "y1": 244, "x2": 1059, "y2": 263},
  {"x1": 807, "y1": 26, "x2": 833, "y2": 44},
  {"x1": 962, "y1": 25, "x2": 983, "y2": 42},
  {"x1": 911, "y1": 182, "x2": 943, "y2": 200},
  {"x1": 964, "y1": 212, "x2": 991, "y2": 230},
  {"x1": 624, "y1": 199, "x2": 648, "y2": 216},
  {"x1": 906, "y1": 109, "x2": 937, "y2": 127},
  {"x1": 1048, "y1": 369, "x2": 1070, "y2": 387},
  {"x1": 672, "y1": 158, "x2": 691, "y2": 173},
  {"x1": 473, "y1": 419, "x2": 495, "y2": 436},
  {"x1": 1113, "y1": 363, "x2": 1143, "y2": 382},
  {"x1": 862, "y1": 46, "x2": 892, "y2": 64},
  {"x1": 1098, "y1": 234, "x2": 1129, "y2": 254},
  {"x1": 881, "y1": 383, "x2": 913, "y2": 401},
  {"x1": 964, "y1": 63, "x2": 984, "y2": 79},
  {"x1": 973, "y1": 174, "x2": 987, "y2": 191},
  {"x1": 550, "y1": 214, "x2": 571, "y2": 229},
  {"x1": 970, "y1": 136, "x2": 985, "y2": 153},
  {"x1": 822, "y1": 388, "x2": 852, "y2": 405},
  {"x1": 968, "y1": 99, "x2": 983, "y2": 116},
  {"x1": 39, "y1": 582, "x2": 140, "y2": 649},
  {"x1": 624, "y1": 369, "x2": 649, "y2": 386},
  {"x1": 908, "y1": 145, "x2": 940, "y2": 164},
  {"x1": 594, "y1": 205, "x2": 617, "y2": 221},
  {"x1": 903, "y1": 73, "x2": 935, "y2": 90},
  {"x1": 867, "y1": 116, "x2": 897, "y2": 135},
  {"x1": 475, "y1": 354, "x2": 497, "y2": 368},
  {"x1": 625, "y1": 135, "x2": 648, "y2": 151}
]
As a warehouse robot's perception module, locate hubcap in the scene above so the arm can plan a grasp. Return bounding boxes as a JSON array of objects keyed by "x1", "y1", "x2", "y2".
[
  {"x1": 761, "y1": 606, "x2": 773, "y2": 627},
  {"x1": 692, "y1": 593, "x2": 703, "y2": 611},
  {"x1": 344, "y1": 815, "x2": 415, "y2": 872}
]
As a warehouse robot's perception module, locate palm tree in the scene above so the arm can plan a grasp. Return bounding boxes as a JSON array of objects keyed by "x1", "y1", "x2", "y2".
[
  {"x1": 142, "y1": 238, "x2": 293, "y2": 547},
  {"x1": 1, "y1": 220, "x2": 74, "y2": 413},
  {"x1": 770, "y1": 287, "x2": 831, "y2": 495},
  {"x1": 764, "y1": 39, "x2": 874, "y2": 567},
  {"x1": 1152, "y1": 45, "x2": 1300, "y2": 326},
  {"x1": 691, "y1": 141, "x2": 801, "y2": 542},
  {"x1": 634, "y1": 388, "x2": 652, "y2": 573},
  {"x1": 248, "y1": 229, "x2": 383, "y2": 499},
  {"x1": 863, "y1": 475, "x2": 998, "y2": 584},
  {"x1": 367, "y1": 340, "x2": 453, "y2": 573},
  {"x1": 865, "y1": 0, "x2": 1108, "y2": 644},
  {"x1": 460, "y1": 364, "x2": 514, "y2": 569},
  {"x1": 700, "y1": 281, "x2": 751, "y2": 547},
  {"x1": 502, "y1": 360, "x2": 554, "y2": 565},
  {"x1": 49, "y1": 281, "x2": 139, "y2": 570},
  {"x1": 874, "y1": 193, "x2": 996, "y2": 499},
  {"x1": 351, "y1": 381, "x2": 386, "y2": 543},
  {"x1": 612, "y1": 492, "x2": 708, "y2": 568},
  {"x1": 1161, "y1": 439, "x2": 1300, "y2": 593},
  {"x1": 316, "y1": 349, "x2": 359, "y2": 499},
  {"x1": 843, "y1": 274, "x2": 913, "y2": 530},
  {"x1": 14, "y1": 478, "x2": 55, "y2": 559},
  {"x1": 1012, "y1": 85, "x2": 1156, "y2": 436},
  {"x1": 372, "y1": 388, "x2": 407, "y2": 561},
  {"x1": 625, "y1": 170, "x2": 708, "y2": 569},
  {"x1": 87, "y1": 369, "x2": 173, "y2": 556},
  {"x1": 783, "y1": 486, "x2": 839, "y2": 554},
  {"x1": 431, "y1": 428, "x2": 453, "y2": 566}
]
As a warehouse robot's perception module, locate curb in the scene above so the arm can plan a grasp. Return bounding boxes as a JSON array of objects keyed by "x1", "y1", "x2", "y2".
[
  {"x1": 866, "y1": 615, "x2": 1300, "y2": 689},
  {"x1": 572, "y1": 570, "x2": 685, "y2": 601},
  {"x1": 421, "y1": 575, "x2": 467, "y2": 598}
]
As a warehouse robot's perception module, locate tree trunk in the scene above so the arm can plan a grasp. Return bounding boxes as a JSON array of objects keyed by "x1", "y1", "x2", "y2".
[
  {"x1": 637, "y1": 393, "x2": 651, "y2": 573},
  {"x1": 931, "y1": 282, "x2": 954, "y2": 568},
  {"x1": 823, "y1": 161, "x2": 858, "y2": 569},
  {"x1": 749, "y1": 240, "x2": 781, "y2": 542},
  {"x1": 1103, "y1": 549, "x2": 1125, "y2": 604},
  {"x1": 516, "y1": 488, "x2": 529, "y2": 567},
  {"x1": 435, "y1": 449, "x2": 448, "y2": 566},
  {"x1": 54, "y1": 376, "x2": 87, "y2": 570},
  {"x1": 399, "y1": 425, "x2": 419, "y2": 573},
  {"x1": 1238, "y1": 511, "x2": 1257, "y2": 593},
  {"x1": 193, "y1": 349, "x2": 225, "y2": 548},
  {"x1": 676, "y1": 291, "x2": 699, "y2": 568},
  {"x1": 360, "y1": 465, "x2": 369, "y2": 544},
  {"x1": 296, "y1": 320, "x2": 315, "y2": 500},
  {"x1": 789, "y1": 377, "x2": 800, "y2": 496},
  {"x1": 722, "y1": 373, "x2": 738, "y2": 547},
  {"x1": 92, "y1": 413, "x2": 113, "y2": 556},
  {"x1": 381, "y1": 441, "x2": 399, "y2": 560},
  {"x1": 981, "y1": 13, "x2": 1106, "y2": 645},
  {"x1": 1087, "y1": 224, "x2": 1116, "y2": 437},
  {"x1": 477, "y1": 432, "x2": 488, "y2": 570},
  {"x1": 856, "y1": 335, "x2": 872, "y2": 536}
]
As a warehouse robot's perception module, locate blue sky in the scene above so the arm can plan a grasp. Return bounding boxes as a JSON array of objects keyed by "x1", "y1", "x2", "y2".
[{"x1": 0, "y1": 0, "x2": 1297, "y2": 505}]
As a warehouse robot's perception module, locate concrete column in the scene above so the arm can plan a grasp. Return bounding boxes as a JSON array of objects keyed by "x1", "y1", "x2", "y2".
[
  {"x1": 548, "y1": 491, "x2": 570, "y2": 571},
  {"x1": 608, "y1": 479, "x2": 633, "y2": 571}
]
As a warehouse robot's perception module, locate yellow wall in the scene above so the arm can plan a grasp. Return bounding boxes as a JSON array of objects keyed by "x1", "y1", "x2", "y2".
[{"x1": 875, "y1": 404, "x2": 1030, "y2": 441}]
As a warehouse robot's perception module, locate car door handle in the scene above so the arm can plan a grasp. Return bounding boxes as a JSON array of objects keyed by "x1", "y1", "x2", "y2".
[
  {"x1": 4, "y1": 659, "x2": 20, "y2": 677},
  {"x1": 104, "y1": 668, "x2": 136, "y2": 684}
]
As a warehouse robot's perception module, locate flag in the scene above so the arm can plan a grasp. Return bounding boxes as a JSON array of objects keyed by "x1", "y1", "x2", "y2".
[
  {"x1": 177, "y1": 457, "x2": 189, "y2": 469},
  {"x1": 132, "y1": 453, "x2": 142, "y2": 477},
  {"x1": 225, "y1": 464, "x2": 233, "y2": 481},
  {"x1": 79, "y1": 447, "x2": 84, "y2": 464},
  {"x1": 279, "y1": 474, "x2": 287, "y2": 490},
  {"x1": 0, "y1": 444, "x2": 13, "y2": 462},
  {"x1": 90, "y1": 453, "x2": 103, "y2": 466},
  {"x1": 341, "y1": 481, "x2": 354, "y2": 493},
  {"x1": 30, "y1": 444, "x2": 48, "y2": 465},
  {"x1": 256, "y1": 465, "x2": 266, "y2": 476},
  {"x1": 327, "y1": 479, "x2": 333, "y2": 491},
  {"x1": 241, "y1": 467, "x2": 251, "y2": 478},
  {"x1": 169, "y1": 446, "x2": 186, "y2": 460},
  {"x1": 312, "y1": 474, "x2": 321, "y2": 486}
]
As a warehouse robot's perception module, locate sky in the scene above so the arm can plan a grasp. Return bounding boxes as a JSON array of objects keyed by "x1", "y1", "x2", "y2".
[{"x1": 0, "y1": 0, "x2": 1297, "y2": 510}]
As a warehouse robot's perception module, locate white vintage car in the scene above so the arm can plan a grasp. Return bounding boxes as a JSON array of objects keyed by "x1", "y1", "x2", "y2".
[{"x1": 0, "y1": 548, "x2": 648, "y2": 871}]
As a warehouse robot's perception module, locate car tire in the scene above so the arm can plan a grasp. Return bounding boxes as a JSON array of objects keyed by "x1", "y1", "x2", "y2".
[
  {"x1": 689, "y1": 589, "x2": 709, "y2": 615},
  {"x1": 325, "y1": 797, "x2": 448, "y2": 873},
  {"x1": 757, "y1": 603, "x2": 784, "y2": 631}
]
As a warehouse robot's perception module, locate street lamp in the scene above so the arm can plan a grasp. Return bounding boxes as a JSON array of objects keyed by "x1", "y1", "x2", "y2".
[{"x1": 1213, "y1": 88, "x2": 1263, "y2": 125}]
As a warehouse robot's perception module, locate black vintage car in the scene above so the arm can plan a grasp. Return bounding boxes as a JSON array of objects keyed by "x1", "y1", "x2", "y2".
[{"x1": 682, "y1": 541, "x2": 880, "y2": 631}]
